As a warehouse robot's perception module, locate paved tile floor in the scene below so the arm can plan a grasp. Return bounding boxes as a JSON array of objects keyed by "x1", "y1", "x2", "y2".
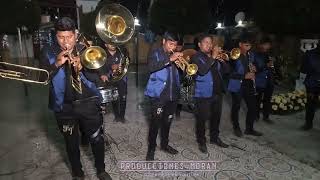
[{"x1": 0, "y1": 71, "x2": 319, "y2": 180}]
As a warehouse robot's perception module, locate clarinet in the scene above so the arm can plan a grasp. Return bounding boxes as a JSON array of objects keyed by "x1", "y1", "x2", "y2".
[{"x1": 247, "y1": 51, "x2": 257, "y2": 95}]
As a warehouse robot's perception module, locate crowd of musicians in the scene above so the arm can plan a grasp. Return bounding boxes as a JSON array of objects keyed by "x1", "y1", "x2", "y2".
[{"x1": 38, "y1": 17, "x2": 320, "y2": 180}]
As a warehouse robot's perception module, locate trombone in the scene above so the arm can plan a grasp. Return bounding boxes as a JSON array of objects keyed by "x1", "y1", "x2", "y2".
[
  {"x1": 0, "y1": 61, "x2": 49, "y2": 85},
  {"x1": 63, "y1": 34, "x2": 108, "y2": 94}
]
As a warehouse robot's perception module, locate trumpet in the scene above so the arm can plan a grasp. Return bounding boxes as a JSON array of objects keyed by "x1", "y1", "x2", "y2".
[
  {"x1": 215, "y1": 48, "x2": 241, "y2": 61},
  {"x1": 171, "y1": 49, "x2": 198, "y2": 76}
]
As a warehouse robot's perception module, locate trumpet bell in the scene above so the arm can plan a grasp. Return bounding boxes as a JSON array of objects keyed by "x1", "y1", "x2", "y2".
[
  {"x1": 230, "y1": 48, "x2": 241, "y2": 60},
  {"x1": 186, "y1": 64, "x2": 198, "y2": 76},
  {"x1": 81, "y1": 46, "x2": 107, "y2": 69},
  {"x1": 96, "y1": 3, "x2": 135, "y2": 44}
]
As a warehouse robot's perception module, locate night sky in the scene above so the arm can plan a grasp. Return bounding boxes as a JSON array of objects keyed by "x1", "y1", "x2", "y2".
[{"x1": 119, "y1": 0, "x2": 252, "y2": 26}]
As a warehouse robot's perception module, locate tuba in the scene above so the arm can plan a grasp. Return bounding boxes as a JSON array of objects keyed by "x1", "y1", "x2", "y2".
[{"x1": 95, "y1": 3, "x2": 135, "y2": 82}]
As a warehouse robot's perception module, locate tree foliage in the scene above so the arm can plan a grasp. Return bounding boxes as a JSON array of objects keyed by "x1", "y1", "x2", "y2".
[
  {"x1": 0, "y1": 0, "x2": 40, "y2": 34},
  {"x1": 253, "y1": 0, "x2": 320, "y2": 37},
  {"x1": 149, "y1": 0, "x2": 211, "y2": 35}
]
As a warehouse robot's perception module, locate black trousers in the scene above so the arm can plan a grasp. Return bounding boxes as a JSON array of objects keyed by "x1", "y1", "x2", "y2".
[
  {"x1": 195, "y1": 94, "x2": 223, "y2": 145},
  {"x1": 147, "y1": 99, "x2": 177, "y2": 151},
  {"x1": 111, "y1": 79, "x2": 127, "y2": 119},
  {"x1": 305, "y1": 88, "x2": 320, "y2": 127},
  {"x1": 231, "y1": 85, "x2": 257, "y2": 131},
  {"x1": 256, "y1": 82, "x2": 274, "y2": 119},
  {"x1": 54, "y1": 99, "x2": 105, "y2": 176}
]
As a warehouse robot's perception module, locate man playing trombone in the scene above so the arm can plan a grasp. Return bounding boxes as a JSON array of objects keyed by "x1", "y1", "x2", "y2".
[
  {"x1": 144, "y1": 32, "x2": 183, "y2": 161},
  {"x1": 40, "y1": 17, "x2": 112, "y2": 180}
]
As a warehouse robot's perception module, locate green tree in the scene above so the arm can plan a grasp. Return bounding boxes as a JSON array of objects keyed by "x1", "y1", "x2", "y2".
[
  {"x1": 149, "y1": 0, "x2": 211, "y2": 35},
  {"x1": 253, "y1": 0, "x2": 320, "y2": 37}
]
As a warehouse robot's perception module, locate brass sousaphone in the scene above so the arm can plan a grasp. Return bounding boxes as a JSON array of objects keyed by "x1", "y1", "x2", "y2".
[{"x1": 95, "y1": 3, "x2": 135, "y2": 82}]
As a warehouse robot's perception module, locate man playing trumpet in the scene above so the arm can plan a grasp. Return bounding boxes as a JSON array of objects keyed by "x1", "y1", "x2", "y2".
[
  {"x1": 191, "y1": 34, "x2": 230, "y2": 153},
  {"x1": 144, "y1": 32, "x2": 183, "y2": 161}
]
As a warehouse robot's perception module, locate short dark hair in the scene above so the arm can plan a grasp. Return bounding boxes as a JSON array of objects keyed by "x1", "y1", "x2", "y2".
[
  {"x1": 259, "y1": 36, "x2": 272, "y2": 44},
  {"x1": 197, "y1": 33, "x2": 212, "y2": 43},
  {"x1": 177, "y1": 37, "x2": 184, "y2": 46},
  {"x1": 238, "y1": 33, "x2": 252, "y2": 44},
  {"x1": 54, "y1": 17, "x2": 76, "y2": 32},
  {"x1": 163, "y1": 32, "x2": 179, "y2": 41}
]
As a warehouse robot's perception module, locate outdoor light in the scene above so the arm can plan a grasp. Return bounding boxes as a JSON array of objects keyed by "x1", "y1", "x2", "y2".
[
  {"x1": 215, "y1": 22, "x2": 224, "y2": 29},
  {"x1": 134, "y1": 17, "x2": 141, "y2": 26},
  {"x1": 236, "y1": 20, "x2": 245, "y2": 27}
]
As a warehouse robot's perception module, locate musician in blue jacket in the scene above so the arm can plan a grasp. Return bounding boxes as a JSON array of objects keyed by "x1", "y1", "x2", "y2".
[
  {"x1": 300, "y1": 45, "x2": 320, "y2": 130},
  {"x1": 192, "y1": 34, "x2": 229, "y2": 153},
  {"x1": 253, "y1": 37, "x2": 275, "y2": 124},
  {"x1": 144, "y1": 32, "x2": 183, "y2": 161},
  {"x1": 40, "y1": 17, "x2": 112, "y2": 180},
  {"x1": 228, "y1": 35, "x2": 263, "y2": 137}
]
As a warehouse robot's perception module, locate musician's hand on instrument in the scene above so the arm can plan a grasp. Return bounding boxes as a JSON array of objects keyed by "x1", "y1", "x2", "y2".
[
  {"x1": 56, "y1": 50, "x2": 69, "y2": 67},
  {"x1": 250, "y1": 64, "x2": 257, "y2": 72},
  {"x1": 70, "y1": 56, "x2": 82, "y2": 71},
  {"x1": 100, "y1": 75, "x2": 109, "y2": 82},
  {"x1": 170, "y1": 52, "x2": 183, "y2": 62},
  {"x1": 111, "y1": 64, "x2": 120, "y2": 71},
  {"x1": 245, "y1": 72, "x2": 255, "y2": 80}
]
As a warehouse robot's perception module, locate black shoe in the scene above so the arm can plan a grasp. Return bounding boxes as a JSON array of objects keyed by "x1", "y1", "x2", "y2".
[
  {"x1": 119, "y1": 117, "x2": 126, "y2": 123},
  {"x1": 198, "y1": 144, "x2": 208, "y2": 153},
  {"x1": 97, "y1": 171, "x2": 112, "y2": 180},
  {"x1": 146, "y1": 150, "x2": 155, "y2": 161},
  {"x1": 244, "y1": 129, "x2": 263, "y2": 136},
  {"x1": 210, "y1": 138, "x2": 229, "y2": 148},
  {"x1": 160, "y1": 145, "x2": 179, "y2": 155},
  {"x1": 300, "y1": 124, "x2": 313, "y2": 131},
  {"x1": 72, "y1": 170, "x2": 84, "y2": 180},
  {"x1": 234, "y1": 128, "x2": 243, "y2": 137},
  {"x1": 263, "y1": 117, "x2": 274, "y2": 124},
  {"x1": 113, "y1": 117, "x2": 121, "y2": 122},
  {"x1": 72, "y1": 176, "x2": 84, "y2": 180}
]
